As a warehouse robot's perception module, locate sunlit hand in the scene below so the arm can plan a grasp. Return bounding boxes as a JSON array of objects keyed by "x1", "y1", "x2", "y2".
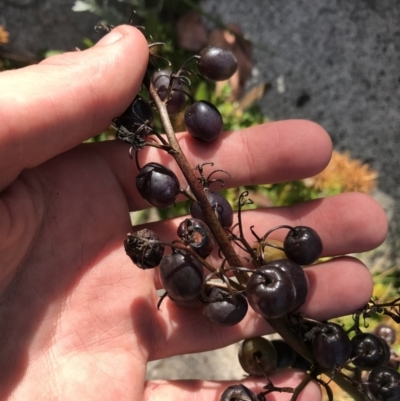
[{"x1": 0, "y1": 26, "x2": 387, "y2": 401}]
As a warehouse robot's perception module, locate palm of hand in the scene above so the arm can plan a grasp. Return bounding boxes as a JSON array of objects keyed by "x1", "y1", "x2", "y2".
[
  {"x1": 0, "y1": 145, "x2": 157, "y2": 399},
  {"x1": 0, "y1": 26, "x2": 388, "y2": 401}
]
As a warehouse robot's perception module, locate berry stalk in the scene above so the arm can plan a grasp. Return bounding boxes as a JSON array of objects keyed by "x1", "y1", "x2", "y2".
[{"x1": 149, "y1": 81, "x2": 248, "y2": 285}]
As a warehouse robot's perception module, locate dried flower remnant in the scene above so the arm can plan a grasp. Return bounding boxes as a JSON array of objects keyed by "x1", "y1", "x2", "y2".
[
  {"x1": 0, "y1": 26, "x2": 10, "y2": 45},
  {"x1": 310, "y1": 150, "x2": 378, "y2": 194}
]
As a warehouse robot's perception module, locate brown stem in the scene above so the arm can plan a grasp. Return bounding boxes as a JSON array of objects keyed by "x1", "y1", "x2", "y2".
[
  {"x1": 148, "y1": 79, "x2": 367, "y2": 401},
  {"x1": 149, "y1": 82, "x2": 248, "y2": 285}
]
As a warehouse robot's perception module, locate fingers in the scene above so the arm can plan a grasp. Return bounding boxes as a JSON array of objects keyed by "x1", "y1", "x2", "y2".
[
  {"x1": 96, "y1": 119, "x2": 333, "y2": 211},
  {"x1": 141, "y1": 257, "x2": 371, "y2": 361},
  {"x1": 135, "y1": 192, "x2": 387, "y2": 262},
  {"x1": 144, "y1": 373, "x2": 322, "y2": 401},
  {"x1": 0, "y1": 25, "x2": 149, "y2": 190}
]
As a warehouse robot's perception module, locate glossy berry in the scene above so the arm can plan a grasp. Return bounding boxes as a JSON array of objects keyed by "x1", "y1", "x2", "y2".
[
  {"x1": 365, "y1": 366, "x2": 400, "y2": 401},
  {"x1": 238, "y1": 337, "x2": 278, "y2": 376},
  {"x1": 198, "y1": 46, "x2": 238, "y2": 81},
  {"x1": 190, "y1": 190, "x2": 233, "y2": 228},
  {"x1": 220, "y1": 384, "x2": 258, "y2": 401},
  {"x1": 151, "y1": 70, "x2": 186, "y2": 115},
  {"x1": 203, "y1": 287, "x2": 248, "y2": 326},
  {"x1": 284, "y1": 226, "x2": 323, "y2": 265},
  {"x1": 136, "y1": 162, "x2": 180, "y2": 208},
  {"x1": 184, "y1": 101, "x2": 223, "y2": 142},
  {"x1": 246, "y1": 260, "x2": 308, "y2": 319},
  {"x1": 312, "y1": 322, "x2": 352, "y2": 369},
  {"x1": 351, "y1": 333, "x2": 391, "y2": 370},
  {"x1": 177, "y1": 218, "x2": 214, "y2": 259},
  {"x1": 124, "y1": 229, "x2": 164, "y2": 269},
  {"x1": 159, "y1": 252, "x2": 204, "y2": 301},
  {"x1": 264, "y1": 259, "x2": 308, "y2": 311}
]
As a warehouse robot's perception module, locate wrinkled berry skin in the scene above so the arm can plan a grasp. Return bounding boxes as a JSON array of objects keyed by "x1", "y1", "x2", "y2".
[
  {"x1": 124, "y1": 229, "x2": 164, "y2": 269},
  {"x1": 177, "y1": 218, "x2": 215, "y2": 259},
  {"x1": 136, "y1": 162, "x2": 180, "y2": 208}
]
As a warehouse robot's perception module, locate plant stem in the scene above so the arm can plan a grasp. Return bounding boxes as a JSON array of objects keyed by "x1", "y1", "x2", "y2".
[
  {"x1": 148, "y1": 81, "x2": 368, "y2": 401},
  {"x1": 149, "y1": 82, "x2": 248, "y2": 285}
]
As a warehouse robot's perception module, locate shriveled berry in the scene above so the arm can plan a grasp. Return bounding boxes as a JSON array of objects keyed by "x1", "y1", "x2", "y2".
[
  {"x1": 124, "y1": 229, "x2": 164, "y2": 269},
  {"x1": 177, "y1": 218, "x2": 214, "y2": 259}
]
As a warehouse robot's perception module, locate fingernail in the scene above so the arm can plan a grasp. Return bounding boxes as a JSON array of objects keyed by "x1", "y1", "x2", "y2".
[{"x1": 95, "y1": 30, "x2": 124, "y2": 46}]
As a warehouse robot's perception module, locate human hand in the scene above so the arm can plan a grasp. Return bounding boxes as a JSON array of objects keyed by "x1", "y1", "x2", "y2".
[{"x1": 0, "y1": 26, "x2": 387, "y2": 400}]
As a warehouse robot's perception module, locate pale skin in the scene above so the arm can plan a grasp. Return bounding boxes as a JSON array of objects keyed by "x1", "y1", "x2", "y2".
[{"x1": 0, "y1": 25, "x2": 388, "y2": 400}]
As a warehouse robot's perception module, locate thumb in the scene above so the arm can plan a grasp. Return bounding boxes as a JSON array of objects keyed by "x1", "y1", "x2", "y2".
[{"x1": 0, "y1": 25, "x2": 149, "y2": 190}]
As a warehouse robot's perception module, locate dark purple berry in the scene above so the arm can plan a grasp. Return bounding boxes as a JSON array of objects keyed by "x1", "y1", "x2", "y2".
[
  {"x1": 198, "y1": 46, "x2": 238, "y2": 81},
  {"x1": 246, "y1": 265, "x2": 297, "y2": 319},
  {"x1": 159, "y1": 252, "x2": 204, "y2": 301},
  {"x1": 312, "y1": 322, "x2": 352, "y2": 369},
  {"x1": 351, "y1": 333, "x2": 391, "y2": 370},
  {"x1": 263, "y1": 259, "x2": 309, "y2": 311},
  {"x1": 220, "y1": 384, "x2": 258, "y2": 401},
  {"x1": 365, "y1": 366, "x2": 400, "y2": 401},
  {"x1": 284, "y1": 226, "x2": 323, "y2": 265},
  {"x1": 203, "y1": 287, "x2": 248, "y2": 326},
  {"x1": 113, "y1": 95, "x2": 153, "y2": 135},
  {"x1": 190, "y1": 190, "x2": 233, "y2": 228},
  {"x1": 124, "y1": 229, "x2": 164, "y2": 269},
  {"x1": 136, "y1": 162, "x2": 180, "y2": 208},
  {"x1": 184, "y1": 101, "x2": 223, "y2": 142},
  {"x1": 151, "y1": 70, "x2": 186, "y2": 115}
]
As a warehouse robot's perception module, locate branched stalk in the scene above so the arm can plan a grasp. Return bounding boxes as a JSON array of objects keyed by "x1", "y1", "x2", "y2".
[
  {"x1": 148, "y1": 81, "x2": 369, "y2": 401},
  {"x1": 149, "y1": 82, "x2": 248, "y2": 285}
]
